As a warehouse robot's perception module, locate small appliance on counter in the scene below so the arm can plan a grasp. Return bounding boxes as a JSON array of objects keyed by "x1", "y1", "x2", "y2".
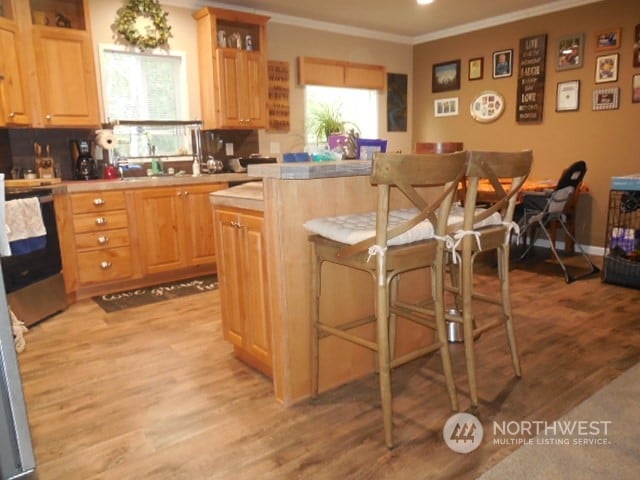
[{"x1": 70, "y1": 139, "x2": 98, "y2": 180}]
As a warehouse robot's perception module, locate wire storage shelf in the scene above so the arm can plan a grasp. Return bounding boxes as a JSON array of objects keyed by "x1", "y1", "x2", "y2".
[{"x1": 602, "y1": 189, "x2": 640, "y2": 288}]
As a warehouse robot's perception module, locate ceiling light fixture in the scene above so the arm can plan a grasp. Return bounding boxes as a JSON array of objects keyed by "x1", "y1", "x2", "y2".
[{"x1": 417, "y1": 0, "x2": 434, "y2": 5}]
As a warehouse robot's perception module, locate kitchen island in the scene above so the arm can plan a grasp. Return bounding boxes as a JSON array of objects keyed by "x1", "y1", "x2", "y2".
[{"x1": 211, "y1": 162, "x2": 436, "y2": 405}]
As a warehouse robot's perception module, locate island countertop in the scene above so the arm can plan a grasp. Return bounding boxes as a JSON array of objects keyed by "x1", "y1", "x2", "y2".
[{"x1": 247, "y1": 160, "x2": 371, "y2": 180}]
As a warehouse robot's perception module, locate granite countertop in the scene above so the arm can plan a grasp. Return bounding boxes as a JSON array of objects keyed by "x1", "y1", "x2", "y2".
[
  {"x1": 247, "y1": 160, "x2": 371, "y2": 180},
  {"x1": 60, "y1": 173, "x2": 254, "y2": 193},
  {"x1": 209, "y1": 181, "x2": 264, "y2": 211}
]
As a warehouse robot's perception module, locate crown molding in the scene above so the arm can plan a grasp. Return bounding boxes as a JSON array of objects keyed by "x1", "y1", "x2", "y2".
[
  {"x1": 165, "y1": 0, "x2": 604, "y2": 45},
  {"x1": 413, "y1": 0, "x2": 604, "y2": 44}
]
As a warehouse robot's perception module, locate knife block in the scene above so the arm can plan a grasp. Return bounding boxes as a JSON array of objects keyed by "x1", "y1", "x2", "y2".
[{"x1": 36, "y1": 156, "x2": 55, "y2": 179}]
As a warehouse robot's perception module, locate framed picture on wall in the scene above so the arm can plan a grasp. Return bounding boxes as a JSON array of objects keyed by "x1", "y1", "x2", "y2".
[
  {"x1": 632, "y1": 74, "x2": 640, "y2": 103},
  {"x1": 468, "y1": 57, "x2": 483, "y2": 80},
  {"x1": 556, "y1": 80, "x2": 580, "y2": 112},
  {"x1": 556, "y1": 33, "x2": 584, "y2": 70},
  {"x1": 434, "y1": 97, "x2": 459, "y2": 117},
  {"x1": 492, "y1": 49, "x2": 513, "y2": 78},
  {"x1": 592, "y1": 87, "x2": 619, "y2": 110},
  {"x1": 595, "y1": 53, "x2": 619, "y2": 83},
  {"x1": 432, "y1": 60, "x2": 461, "y2": 92},
  {"x1": 595, "y1": 28, "x2": 621, "y2": 51}
]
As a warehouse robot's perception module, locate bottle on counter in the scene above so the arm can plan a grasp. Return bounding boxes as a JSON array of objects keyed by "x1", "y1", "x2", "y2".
[{"x1": 192, "y1": 159, "x2": 201, "y2": 177}]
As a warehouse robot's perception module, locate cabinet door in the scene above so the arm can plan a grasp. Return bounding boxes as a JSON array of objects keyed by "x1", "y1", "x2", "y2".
[
  {"x1": 214, "y1": 209, "x2": 246, "y2": 347},
  {"x1": 182, "y1": 184, "x2": 225, "y2": 266},
  {"x1": 241, "y1": 212, "x2": 271, "y2": 368},
  {"x1": 0, "y1": 20, "x2": 30, "y2": 125},
  {"x1": 217, "y1": 49, "x2": 245, "y2": 128},
  {"x1": 31, "y1": 27, "x2": 99, "y2": 126},
  {"x1": 135, "y1": 187, "x2": 186, "y2": 275},
  {"x1": 217, "y1": 49, "x2": 267, "y2": 128},
  {"x1": 244, "y1": 51, "x2": 267, "y2": 128}
]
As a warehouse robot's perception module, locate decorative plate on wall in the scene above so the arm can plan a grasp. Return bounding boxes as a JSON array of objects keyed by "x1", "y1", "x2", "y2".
[{"x1": 470, "y1": 90, "x2": 505, "y2": 123}]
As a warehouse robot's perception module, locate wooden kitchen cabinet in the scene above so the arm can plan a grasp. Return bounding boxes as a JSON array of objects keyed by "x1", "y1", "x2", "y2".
[
  {"x1": 55, "y1": 189, "x2": 137, "y2": 299},
  {"x1": 193, "y1": 7, "x2": 269, "y2": 130},
  {"x1": 13, "y1": 0, "x2": 99, "y2": 127},
  {"x1": 213, "y1": 206, "x2": 272, "y2": 376},
  {"x1": 135, "y1": 184, "x2": 227, "y2": 276},
  {"x1": 0, "y1": 1, "x2": 31, "y2": 126}
]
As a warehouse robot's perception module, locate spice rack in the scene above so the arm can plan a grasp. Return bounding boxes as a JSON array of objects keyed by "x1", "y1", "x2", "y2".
[{"x1": 267, "y1": 60, "x2": 290, "y2": 132}]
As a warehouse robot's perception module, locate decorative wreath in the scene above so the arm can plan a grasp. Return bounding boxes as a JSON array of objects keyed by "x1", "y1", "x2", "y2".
[{"x1": 114, "y1": 0, "x2": 171, "y2": 50}]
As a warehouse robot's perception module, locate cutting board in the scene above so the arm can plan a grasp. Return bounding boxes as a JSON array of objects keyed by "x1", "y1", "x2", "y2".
[{"x1": 5, "y1": 178, "x2": 62, "y2": 188}]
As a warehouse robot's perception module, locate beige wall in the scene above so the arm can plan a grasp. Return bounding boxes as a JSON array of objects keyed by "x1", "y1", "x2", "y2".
[{"x1": 413, "y1": 0, "x2": 638, "y2": 247}]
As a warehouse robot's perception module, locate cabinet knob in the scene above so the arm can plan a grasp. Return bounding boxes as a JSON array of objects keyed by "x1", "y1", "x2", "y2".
[
  {"x1": 45, "y1": 114, "x2": 52, "y2": 121},
  {"x1": 9, "y1": 112, "x2": 15, "y2": 118},
  {"x1": 95, "y1": 216, "x2": 107, "y2": 225},
  {"x1": 97, "y1": 236, "x2": 109, "y2": 245},
  {"x1": 93, "y1": 198, "x2": 106, "y2": 206},
  {"x1": 100, "y1": 261, "x2": 112, "y2": 270}
]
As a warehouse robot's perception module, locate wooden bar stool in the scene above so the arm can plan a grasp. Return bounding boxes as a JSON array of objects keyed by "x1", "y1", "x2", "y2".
[
  {"x1": 446, "y1": 150, "x2": 533, "y2": 407},
  {"x1": 304, "y1": 152, "x2": 467, "y2": 448}
]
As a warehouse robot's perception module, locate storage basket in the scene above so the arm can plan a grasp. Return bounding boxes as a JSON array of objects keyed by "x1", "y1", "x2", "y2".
[{"x1": 602, "y1": 254, "x2": 640, "y2": 289}]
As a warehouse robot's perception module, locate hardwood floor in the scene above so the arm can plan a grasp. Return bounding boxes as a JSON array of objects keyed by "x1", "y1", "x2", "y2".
[{"x1": 16, "y1": 251, "x2": 640, "y2": 479}]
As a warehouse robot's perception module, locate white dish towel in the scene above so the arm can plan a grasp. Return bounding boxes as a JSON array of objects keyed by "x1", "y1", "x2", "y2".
[
  {"x1": 0, "y1": 174, "x2": 9, "y2": 256},
  {"x1": 5, "y1": 197, "x2": 46, "y2": 243}
]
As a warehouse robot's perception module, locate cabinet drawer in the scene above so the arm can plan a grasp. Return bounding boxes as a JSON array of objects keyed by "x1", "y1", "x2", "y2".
[
  {"x1": 73, "y1": 210, "x2": 129, "y2": 233},
  {"x1": 71, "y1": 191, "x2": 127, "y2": 214},
  {"x1": 76, "y1": 247, "x2": 133, "y2": 284},
  {"x1": 74, "y1": 228, "x2": 130, "y2": 251}
]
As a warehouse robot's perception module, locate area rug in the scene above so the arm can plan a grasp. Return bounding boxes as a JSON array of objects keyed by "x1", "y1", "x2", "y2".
[
  {"x1": 479, "y1": 363, "x2": 640, "y2": 479},
  {"x1": 93, "y1": 275, "x2": 218, "y2": 313}
]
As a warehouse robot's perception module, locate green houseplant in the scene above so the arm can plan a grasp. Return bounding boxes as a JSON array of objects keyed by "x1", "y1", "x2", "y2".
[{"x1": 308, "y1": 103, "x2": 358, "y2": 144}]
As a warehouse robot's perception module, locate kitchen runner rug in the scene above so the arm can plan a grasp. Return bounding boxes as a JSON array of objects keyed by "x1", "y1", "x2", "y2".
[{"x1": 92, "y1": 275, "x2": 218, "y2": 313}]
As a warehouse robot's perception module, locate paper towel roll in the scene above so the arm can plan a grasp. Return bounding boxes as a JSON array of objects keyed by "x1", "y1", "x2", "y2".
[{"x1": 95, "y1": 129, "x2": 115, "y2": 150}]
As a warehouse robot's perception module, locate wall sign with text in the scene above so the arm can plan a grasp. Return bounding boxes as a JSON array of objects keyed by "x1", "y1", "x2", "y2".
[{"x1": 516, "y1": 34, "x2": 547, "y2": 123}]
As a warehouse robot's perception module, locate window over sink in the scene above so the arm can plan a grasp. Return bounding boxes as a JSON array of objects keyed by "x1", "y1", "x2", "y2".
[{"x1": 98, "y1": 44, "x2": 188, "y2": 122}]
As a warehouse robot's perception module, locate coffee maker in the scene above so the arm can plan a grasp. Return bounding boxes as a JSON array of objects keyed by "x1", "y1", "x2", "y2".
[{"x1": 71, "y1": 139, "x2": 97, "y2": 180}]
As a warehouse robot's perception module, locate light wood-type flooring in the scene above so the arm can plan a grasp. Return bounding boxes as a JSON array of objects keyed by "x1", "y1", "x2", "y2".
[{"x1": 16, "y1": 250, "x2": 640, "y2": 479}]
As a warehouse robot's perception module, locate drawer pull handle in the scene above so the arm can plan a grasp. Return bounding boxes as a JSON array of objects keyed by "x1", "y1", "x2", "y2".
[
  {"x1": 95, "y1": 217, "x2": 107, "y2": 225},
  {"x1": 97, "y1": 236, "x2": 109, "y2": 245},
  {"x1": 93, "y1": 198, "x2": 106, "y2": 206},
  {"x1": 100, "y1": 261, "x2": 112, "y2": 270}
]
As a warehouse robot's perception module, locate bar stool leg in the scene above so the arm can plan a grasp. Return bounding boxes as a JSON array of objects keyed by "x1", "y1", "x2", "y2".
[
  {"x1": 310, "y1": 243, "x2": 321, "y2": 398},
  {"x1": 498, "y1": 245, "x2": 522, "y2": 377},
  {"x1": 461, "y1": 241, "x2": 479, "y2": 407},
  {"x1": 433, "y1": 249, "x2": 459, "y2": 411}
]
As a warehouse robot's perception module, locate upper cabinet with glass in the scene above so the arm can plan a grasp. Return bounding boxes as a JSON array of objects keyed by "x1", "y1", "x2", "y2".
[
  {"x1": 28, "y1": 0, "x2": 86, "y2": 30},
  {"x1": 193, "y1": 7, "x2": 269, "y2": 130}
]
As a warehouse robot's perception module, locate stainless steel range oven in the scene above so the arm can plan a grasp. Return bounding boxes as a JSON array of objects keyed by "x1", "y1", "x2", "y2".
[{"x1": 2, "y1": 188, "x2": 67, "y2": 327}]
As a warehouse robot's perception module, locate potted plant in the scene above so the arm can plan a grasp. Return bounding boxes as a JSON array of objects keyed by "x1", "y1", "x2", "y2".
[
  {"x1": 308, "y1": 103, "x2": 358, "y2": 143},
  {"x1": 308, "y1": 103, "x2": 359, "y2": 158}
]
